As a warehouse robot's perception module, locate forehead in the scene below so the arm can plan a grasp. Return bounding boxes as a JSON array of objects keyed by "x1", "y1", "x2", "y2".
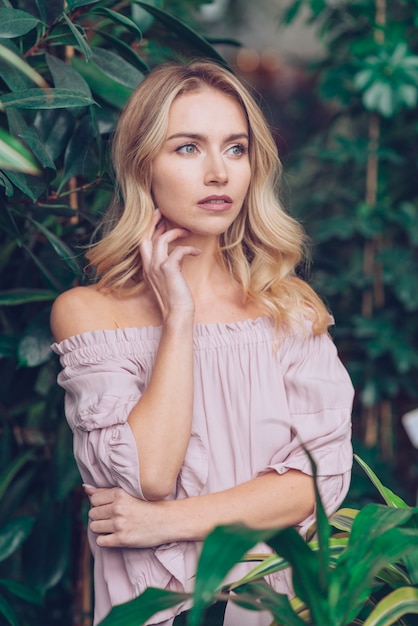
[{"x1": 167, "y1": 87, "x2": 248, "y2": 132}]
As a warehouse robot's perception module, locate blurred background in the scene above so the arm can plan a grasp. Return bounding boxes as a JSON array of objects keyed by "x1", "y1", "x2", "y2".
[{"x1": 0, "y1": 0, "x2": 417, "y2": 624}]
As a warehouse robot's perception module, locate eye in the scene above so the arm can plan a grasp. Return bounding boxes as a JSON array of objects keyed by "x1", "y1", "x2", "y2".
[
  {"x1": 227, "y1": 143, "x2": 247, "y2": 157},
  {"x1": 176, "y1": 143, "x2": 198, "y2": 155}
]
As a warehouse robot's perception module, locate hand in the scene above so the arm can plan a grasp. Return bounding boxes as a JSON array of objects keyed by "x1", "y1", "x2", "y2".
[
  {"x1": 140, "y1": 210, "x2": 201, "y2": 321},
  {"x1": 84, "y1": 484, "x2": 172, "y2": 548}
]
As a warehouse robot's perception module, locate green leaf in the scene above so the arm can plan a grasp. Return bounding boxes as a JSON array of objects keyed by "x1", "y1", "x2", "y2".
[
  {"x1": 0, "y1": 579, "x2": 42, "y2": 605},
  {"x1": 398, "y1": 83, "x2": 418, "y2": 108},
  {"x1": 19, "y1": 126, "x2": 56, "y2": 174},
  {"x1": 0, "y1": 127, "x2": 40, "y2": 174},
  {"x1": 18, "y1": 310, "x2": 53, "y2": 368},
  {"x1": 90, "y1": 7, "x2": 143, "y2": 39},
  {"x1": 329, "y1": 507, "x2": 358, "y2": 532},
  {"x1": 61, "y1": 11, "x2": 92, "y2": 60},
  {"x1": 0, "y1": 334, "x2": 18, "y2": 358},
  {"x1": 362, "y1": 586, "x2": 418, "y2": 626},
  {"x1": 266, "y1": 527, "x2": 329, "y2": 625},
  {"x1": 60, "y1": 114, "x2": 100, "y2": 188},
  {"x1": 46, "y1": 53, "x2": 91, "y2": 94},
  {"x1": 0, "y1": 289, "x2": 58, "y2": 306},
  {"x1": 135, "y1": 2, "x2": 229, "y2": 66},
  {"x1": 0, "y1": 450, "x2": 34, "y2": 501},
  {"x1": 22, "y1": 244, "x2": 65, "y2": 291},
  {"x1": 98, "y1": 587, "x2": 190, "y2": 626},
  {"x1": 363, "y1": 81, "x2": 395, "y2": 117},
  {"x1": 72, "y1": 56, "x2": 133, "y2": 108},
  {"x1": 0, "y1": 517, "x2": 34, "y2": 562},
  {"x1": 0, "y1": 8, "x2": 42, "y2": 38},
  {"x1": 90, "y1": 47, "x2": 144, "y2": 90},
  {"x1": 23, "y1": 499, "x2": 71, "y2": 593},
  {"x1": 189, "y1": 524, "x2": 275, "y2": 626},
  {"x1": 233, "y1": 581, "x2": 306, "y2": 626},
  {"x1": 33, "y1": 108, "x2": 75, "y2": 161},
  {"x1": 65, "y1": 0, "x2": 100, "y2": 9},
  {"x1": 232, "y1": 537, "x2": 348, "y2": 589},
  {"x1": 26, "y1": 216, "x2": 83, "y2": 277},
  {"x1": 354, "y1": 455, "x2": 408, "y2": 507},
  {"x1": 305, "y1": 450, "x2": 331, "y2": 589},
  {"x1": 0, "y1": 593, "x2": 18, "y2": 626},
  {"x1": 2, "y1": 169, "x2": 46, "y2": 200},
  {"x1": 0, "y1": 43, "x2": 48, "y2": 88},
  {"x1": 231, "y1": 553, "x2": 289, "y2": 587},
  {"x1": 50, "y1": 422, "x2": 80, "y2": 502},
  {"x1": 333, "y1": 506, "x2": 418, "y2": 624},
  {"x1": 0, "y1": 88, "x2": 95, "y2": 109},
  {"x1": 90, "y1": 29, "x2": 149, "y2": 74}
]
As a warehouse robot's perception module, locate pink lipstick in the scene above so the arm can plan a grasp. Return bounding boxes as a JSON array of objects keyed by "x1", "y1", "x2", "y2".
[{"x1": 197, "y1": 195, "x2": 233, "y2": 211}]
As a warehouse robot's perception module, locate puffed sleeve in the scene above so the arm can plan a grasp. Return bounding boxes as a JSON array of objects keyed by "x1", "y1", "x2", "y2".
[
  {"x1": 52, "y1": 328, "x2": 158, "y2": 500},
  {"x1": 261, "y1": 325, "x2": 354, "y2": 536}
]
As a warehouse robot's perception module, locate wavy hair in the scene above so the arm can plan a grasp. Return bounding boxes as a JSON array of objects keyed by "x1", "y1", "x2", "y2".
[{"x1": 86, "y1": 59, "x2": 329, "y2": 334}]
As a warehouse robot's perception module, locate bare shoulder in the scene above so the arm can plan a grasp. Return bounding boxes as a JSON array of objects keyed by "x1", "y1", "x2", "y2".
[{"x1": 50, "y1": 285, "x2": 116, "y2": 343}]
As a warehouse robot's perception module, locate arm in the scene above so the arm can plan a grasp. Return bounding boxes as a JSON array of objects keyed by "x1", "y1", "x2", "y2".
[
  {"x1": 85, "y1": 469, "x2": 315, "y2": 548},
  {"x1": 51, "y1": 211, "x2": 201, "y2": 501},
  {"x1": 125, "y1": 214, "x2": 201, "y2": 500}
]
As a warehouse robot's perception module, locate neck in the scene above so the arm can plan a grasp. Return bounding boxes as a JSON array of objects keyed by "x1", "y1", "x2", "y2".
[{"x1": 180, "y1": 239, "x2": 228, "y2": 294}]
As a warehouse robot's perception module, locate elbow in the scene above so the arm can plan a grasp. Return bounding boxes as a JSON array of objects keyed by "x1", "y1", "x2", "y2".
[{"x1": 140, "y1": 470, "x2": 177, "y2": 501}]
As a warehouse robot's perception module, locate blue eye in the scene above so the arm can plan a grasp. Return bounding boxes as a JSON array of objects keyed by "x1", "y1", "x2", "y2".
[
  {"x1": 228, "y1": 144, "x2": 247, "y2": 156},
  {"x1": 177, "y1": 143, "x2": 197, "y2": 154}
]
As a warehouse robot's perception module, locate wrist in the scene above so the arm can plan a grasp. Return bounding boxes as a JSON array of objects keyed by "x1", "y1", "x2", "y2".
[
  {"x1": 163, "y1": 310, "x2": 195, "y2": 333},
  {"x1": 163, "y1": 497, "x2": 214, "y2": 543}
]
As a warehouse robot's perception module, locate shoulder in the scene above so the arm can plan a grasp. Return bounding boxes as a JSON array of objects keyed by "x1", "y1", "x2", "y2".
[{"x1": 50, "y1": 285, "x2": 116, "y2": 343}]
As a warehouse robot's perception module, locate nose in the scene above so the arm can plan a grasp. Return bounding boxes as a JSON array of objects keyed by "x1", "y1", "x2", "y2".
[{"x1": 204, "y1": 151, "x2": 228, "y2": 185}]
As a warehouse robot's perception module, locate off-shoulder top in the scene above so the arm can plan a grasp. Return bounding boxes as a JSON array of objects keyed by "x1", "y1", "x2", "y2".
[{"x1": 52, "y1": 317, "x2": 354, "y2": 626}]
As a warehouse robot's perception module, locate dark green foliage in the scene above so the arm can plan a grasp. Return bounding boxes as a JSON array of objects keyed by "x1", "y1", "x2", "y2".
[
  {"x1": 0, "y1": 1, "x2": 228, "y2": 623},
  {"x1": 95, "y1": 457, "x2": 418, "y2": 626},
  {"x1": 278, "y1": 0, "x2": 418, "y2": 498},
  {"x1": 1, "y1": 0, "x2": 417, "y2": 623}
]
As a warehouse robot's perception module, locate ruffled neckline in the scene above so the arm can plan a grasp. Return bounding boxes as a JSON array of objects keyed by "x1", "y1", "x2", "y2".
[{"x1": 51, "y1": 316, "x2": 274, "y2": 354}]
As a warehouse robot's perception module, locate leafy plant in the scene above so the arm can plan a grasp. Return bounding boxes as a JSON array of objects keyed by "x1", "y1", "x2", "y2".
[
  {"x1": 97, "y1": 455, "x2": 418, "y2": 626},
  {"x1": 0, "y1": 1, "x2": 231, "y2": 623},
  {"x1": 277, "y1": 0, "x2": 418, "y2": 497}
]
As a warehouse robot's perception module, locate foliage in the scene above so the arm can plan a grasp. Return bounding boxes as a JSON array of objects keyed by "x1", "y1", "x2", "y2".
[
  {"x1": 1, "y1": 0, "x2": 417, "y2": 623},
  {"x1": 95, "y1": 455, "x2": 418, "y2": 626},
  {"x1": 0, "y1": 1, "x2": 231, "y2": 623},
  {"x1": 277, "y1": 0, "x2": 418, "y2": 495}
]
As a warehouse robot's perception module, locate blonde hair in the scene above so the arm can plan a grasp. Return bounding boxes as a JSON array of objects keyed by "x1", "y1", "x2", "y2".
[{"x1": 86, "y1": 59, "x2": 329, "y2": 334}]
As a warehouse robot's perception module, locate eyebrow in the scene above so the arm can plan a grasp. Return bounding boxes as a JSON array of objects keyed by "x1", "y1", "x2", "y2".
[{"x1": 166, "y1": 132, "x2": 249, "y2": 142}]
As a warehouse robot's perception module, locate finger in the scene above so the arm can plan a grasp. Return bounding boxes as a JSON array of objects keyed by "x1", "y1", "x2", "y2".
[
  {"x1": 164, "y1": 246, "x2": 202, "y2": 267},
  {"x1": 96, "y1": 533, "x2": 119, "y2": 548},
  {"x1": 151, "y1": 228, "x2": 194, "y2": 264},
  {"x1": 139, "y1": 210, "x2": 163, "y2": 265},
  {"x1": 82, "y1": 483, "x2": 97, "y2": 495},
  {"x1": 88, "y1": 488, "x2": 118, "y2": 508},
  {"x1": 88, "y1": 503, "x2": 114, "y2": 521},
  {"x1": 89, "y1": 519, "x2": 114, "y2": 535}
]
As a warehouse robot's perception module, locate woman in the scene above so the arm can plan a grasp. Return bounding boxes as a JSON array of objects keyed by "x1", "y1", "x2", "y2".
[{"x1": 51, "y1": 60, "x2": 353, "y2": 625}]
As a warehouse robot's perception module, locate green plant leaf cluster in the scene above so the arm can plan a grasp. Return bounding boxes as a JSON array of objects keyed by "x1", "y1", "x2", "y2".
[
  {"x1": 276, "y1": 0, "x2": 418, "y2": 494},
  {"x1": 95, "y1": 456, "x2": 418, "y2": 626},
  {"x1": 0, "y1": 0, "x2": 230, "y2": 623}
]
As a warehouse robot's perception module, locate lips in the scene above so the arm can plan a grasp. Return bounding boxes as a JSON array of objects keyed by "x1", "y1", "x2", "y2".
[{"x1": 197, "y1": 195, "x2": 233, "y2": 211}]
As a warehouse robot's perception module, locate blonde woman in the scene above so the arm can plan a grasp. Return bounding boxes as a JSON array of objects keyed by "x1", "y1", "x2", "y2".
[{"x1": 51, "y1": 60, "x2": 353, "y2": 626}]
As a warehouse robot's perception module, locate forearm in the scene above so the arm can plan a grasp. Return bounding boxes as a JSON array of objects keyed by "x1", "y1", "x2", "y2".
[
  {"x1": 163, "y1": 469, "x2": 315, "y2": 542},
  {"x1": 87, "y1": 470, "x2": 316, "y2": 549},
  {"x1": 128, "y1": 313, "x2": 194, "y2": 500}
]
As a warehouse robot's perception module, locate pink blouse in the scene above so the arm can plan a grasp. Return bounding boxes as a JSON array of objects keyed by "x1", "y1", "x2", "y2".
[{"x1": 52, "y1": 317, "x2": 353, "y2": 626}]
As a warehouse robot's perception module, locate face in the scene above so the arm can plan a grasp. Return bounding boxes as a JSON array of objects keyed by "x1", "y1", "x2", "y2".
[{"x1": 151, "y1": 86, "x2": 251, "y2": 238}]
